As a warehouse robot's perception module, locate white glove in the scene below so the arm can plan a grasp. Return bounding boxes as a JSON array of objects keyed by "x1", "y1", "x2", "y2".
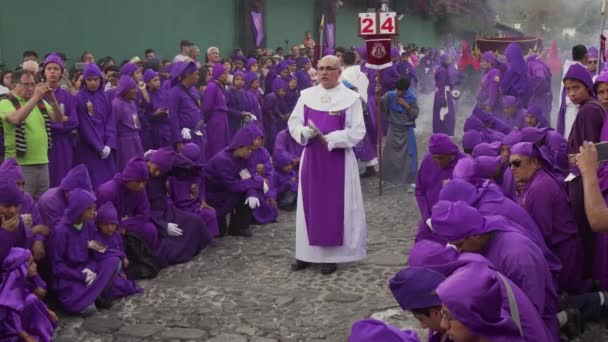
[
  {"x1": 82, "y1": 268, "x2": 97, "y2": 286},
  {"x1": 167, "y1": 223, "x2": 183, "y2": 237},
  {"x1": 143, "y1": 149, "x2": 156, "y2": 158},
  {"x1": 263, "y1": 181, "x2": 269, "y2": 194},
  {"x1": 100, "y1": 146, "x2": 111, "y2": 159},
  {"x1": 245, "y1": 197, "x2": 260, "y2": 209},
  {"x1": 301, "y1": 127, "x2": 317, "y2": 140},
  {"x1": 239, "y1": 169, "x2": 252, "y2": 180},
  {"x1": 181, "y1": 128, "x2": 192, "y2": 140}
]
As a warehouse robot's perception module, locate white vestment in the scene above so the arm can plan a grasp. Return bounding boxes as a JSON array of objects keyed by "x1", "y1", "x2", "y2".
[{"x1": 288, "y1": 83, "x2": 367, "y2": 263}]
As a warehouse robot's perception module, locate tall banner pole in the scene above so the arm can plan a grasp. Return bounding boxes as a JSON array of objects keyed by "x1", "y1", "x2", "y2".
[
  {"x1": 319, "y1": 14, "x2": 325, "y2": 61},
  {"x1": 376, "y1": 70, "x2": 383, "y2": 195}
]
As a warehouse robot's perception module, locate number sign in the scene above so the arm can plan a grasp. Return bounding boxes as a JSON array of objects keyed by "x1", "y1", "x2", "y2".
[
  {"x1": 358, "y1": 12, "x2": 398, "y2": 36},
  {"x1": 358, "y1": 13, "x2": 377, "y2": 35}
]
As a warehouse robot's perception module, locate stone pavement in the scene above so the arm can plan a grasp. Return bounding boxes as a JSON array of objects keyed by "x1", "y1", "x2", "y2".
[{"x1": 53, "y1": 123, "x2": 606, "y2": 341}]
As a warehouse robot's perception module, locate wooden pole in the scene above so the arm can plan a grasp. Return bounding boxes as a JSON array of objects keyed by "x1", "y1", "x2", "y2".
[
  {"x1": 599, "y1": 0, "x2": 607, "y2": 76},
  {"x1": 376, "y1": 70, "x2": 383, "y2": 196}
]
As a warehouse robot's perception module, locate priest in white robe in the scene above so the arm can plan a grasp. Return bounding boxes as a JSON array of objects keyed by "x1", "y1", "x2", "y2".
[{"x1": 287, "y1": 55, "x2": 367, "y2": 275}]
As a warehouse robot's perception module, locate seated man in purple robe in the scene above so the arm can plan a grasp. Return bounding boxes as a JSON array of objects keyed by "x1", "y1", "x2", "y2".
[
  {"x1": 114, "y1": 75, "x2": 144, "y2": 170},
  {"x1": 389, "y1": 266, "x2": 452, "y2": 342},
  {"x1": 521, "y1": 104, "x2": 549, "y2": 129},
  {"x1": 348, "y1": 319, "x2": 420, "y2": 342},
  {"x1": 247, "y1": 125, "x2": 278, "y2": 224},
  {"x1": 37, "y1": 164, "x2": 92, "y2": 231},
  {"x1": 0, "y1": 158, "x2": 48, "y2": 261},
  {"x1": 75, "y1": 63, "x2": 117, "y2": 188},
  {"x1": 430, "y1": 200, "x2": 559, "y2": 337},
  {"x1": 204, "y1": 127, "x2": 265, "y2": 237},
  {"x1": 437, "y1": 261, "x2": 550, "y2": 342},
  {"x1": 0, "y1": 247, "x2": 58, "y2": 342},
  {"x1": 510, "y1": 142, "x2": 584, "y2": 294},
  {"x1": 48, "y1": 189, "x2": 122, "y2": 316},
  {"x1": 273, "y1": 150, "x2": 298, "y2": 211},
  {"x1": 415, "y1": 133, "x2": 465, "y2": 242},
  {"x1": 93, "y1": 202, "x2": 143, "y2": 300},
  {"x1": 169, "y1": 143, "x2": 220, "y2": 237}
]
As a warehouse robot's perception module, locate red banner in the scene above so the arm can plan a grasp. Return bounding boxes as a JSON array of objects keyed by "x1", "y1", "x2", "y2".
[{"x1": 365, "y1": 37, "x2": 392, "y2": 70}]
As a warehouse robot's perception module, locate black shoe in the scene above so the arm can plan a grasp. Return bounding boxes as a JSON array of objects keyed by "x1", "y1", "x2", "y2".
[
  {"x1": 218, "y1": 217, "x2": 228, "y2": 237},
  {"x1": 320, "y1": 263, "x2": 337, "y2": 275},
  {"x1": 229, "y1": 228, "x2": 252, "y2": 237},
  {"x1": 561, "y1": 308, "x2": 584, "y2": 339},
  {"x1": 360, "y1": 167, "x2": 377, "y2": 178},
  {"x1": 291, "y1": 259, "x2": 311, "y2": 271},
  {"x1": 95, "y1": 297, "x2": 113, "y2": 310}
]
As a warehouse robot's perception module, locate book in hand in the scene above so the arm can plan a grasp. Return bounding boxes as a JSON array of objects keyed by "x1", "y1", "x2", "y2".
[
  {"x1": 307, "y1": 119, "x2": 325, "y2": 139},
  {"x1": 88, "y1": 240, "x2": 108, "y2": 253}
]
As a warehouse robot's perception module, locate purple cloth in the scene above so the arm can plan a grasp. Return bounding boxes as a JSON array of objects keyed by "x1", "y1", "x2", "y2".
[
  {"x1": 428, "y1": 133, "x2": 458, "y2": 155},
  {"x1": 48, "y1": 189, "x2": 122, "y2": 314},
  {"x1": 526, "y1": 55, "x2": 553, "y2": 123},
  {"x1": 143, "y1": 69, "x2": 158, "y2": 83},
  {"x1": 476, "y1": 65, "x2": 502, "y2": 113},
  {"x1": 147, "y1": 85, "x2": 174, "y2": 149},
  {"x1": 226, "y1": 84, "x2": 258, "y2": 138},
  {"x1": 558, "y1": 63, "x2": 598, "y2": 135},
  {"x1": 462, "y1": 130, "x2": 482, "y2": 153},
  {"x1": 437, "y1": 262, "x2": 544, "y2": 341},
  {"x1": 168, "y1": 84, "x2": 202, "y2": 155},
  {"x1": 472, "y1": 142, "x2": 500, "y2": 157},
  {"x1": 501, "y1": 43, "x2": 529, "y2": 107},
  {"x1": 202, "y1": 80, "x2": 230, "y2": 161},
  {"x1": 120, "y1": 63, "x2": 138, "y2": 77},
  {"x1": 364, "y1": 65, "x2": 400, "y2": 137},
  {"x1": 75, "y1": 74, "x2": 117, "y2": 188},
  {"x1": 48, "y1": 86, "x2": 78, "y2": 188},
  {"x1": 116, "y1": 75, "x2": 136, "y2": 97},
  {"x1": 349, "y1": 319, "x2": 420, "y2": 342},
  {"x1": 250, "y1": 10, "x2": 264, "y2": 47},
  {"x1": 300, "y1": 106, "x2": 345, "y2": 246},
  {"x1": 272, "y1": 150, "x2": 298, "y2": 196},
  {"x1": 113, "y1": 97, "x2": 144, "y2": 170},
  {"x1": 432, "y1": 63, "x2": 457, "y2": 135},
  {"x1": 148, "y1": 147, "x2": 175, "y2": 174},
  {"x1": 0, "y1": 178, "x2": 23, "y2": 205},
  {"x1": 247, "y1": 145, "x2": 278, "y2": 224},
  {"x1": 274, "y1": 129, "x2": 304, "y2": 160}
]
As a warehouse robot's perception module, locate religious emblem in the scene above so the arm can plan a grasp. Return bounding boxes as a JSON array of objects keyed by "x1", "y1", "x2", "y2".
[
  {"x1": 320, "y1": 95, "x2": 331, "y2": 104},
  {"x1": 132, "y1": 113, "x2": 141, "y2": 129},
  {"x1": 371, "y1": 42, "x2": 387, "y2": 59},
  {"x1": 494, "y1": 76, "x2": 500, "y2": 82}
]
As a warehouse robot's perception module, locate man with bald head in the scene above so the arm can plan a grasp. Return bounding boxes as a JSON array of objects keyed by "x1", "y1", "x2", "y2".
[{"x1": 287, "y1": 56, "x2": 367, "y2": 275}]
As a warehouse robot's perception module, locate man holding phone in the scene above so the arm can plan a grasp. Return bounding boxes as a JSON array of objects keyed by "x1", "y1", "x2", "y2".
[{"x1": 0, "y1": 69, "x2": 64, "y2": 199}]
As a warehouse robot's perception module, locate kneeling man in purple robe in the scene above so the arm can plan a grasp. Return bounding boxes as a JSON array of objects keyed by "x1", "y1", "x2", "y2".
[{"x1": 287, "y1": 55, "x2": 367, "y2": 275}]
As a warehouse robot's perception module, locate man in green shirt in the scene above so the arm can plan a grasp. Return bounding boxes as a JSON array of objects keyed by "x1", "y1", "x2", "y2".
[{"x1": 0, "y1": 69, "x2": 64, "y2": 199}]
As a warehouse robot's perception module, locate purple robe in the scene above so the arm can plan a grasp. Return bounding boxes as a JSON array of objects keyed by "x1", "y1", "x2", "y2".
[
  {"x1": 262, "y1": 93, "x2": 288, "y2": 151},
  {"x1": 247, "y1": 147, "x2": 279, "y2": 224},
  {"x1": 48, "y1": 87, "x2": 78, "y2": 187},
  {"x1": 517, "y1": 169, "x2": 584, "y2": 294},
  {"x1": 300, "y1": 106, "x2": 347, "y2": 246},
  {"x1": 91, "y1": 230, "x2": 143, "y2": 300},
  {"x1": 501, "y1": 43, "x2": 530, "y2": 108},
  {"x1": 432, "y1": 64, "x2": 456, "y2": 135},
  {"x1": 226, "y1": 87, "x2": 258, "y2": 138},
  {"x1": 274, "y1": 128, "x2": 304, "y2": 161},
  {"x1": 527, "y1": 55, "x2": 553, "y2": 123},
  {"x1": 168, "y1": 85, "x2": 204, "y2": 159},
  {"x1": 48, "y1": 218, "x2": 121, "y2": 314},
  {"x1": 114, "y1": 97, "x2": 144, "y2": 170},
  {"x1": 146, "y1": 87, "x2": 174, "y2": 149},
  {"x1": 476, "y1": 67, "x2": 501, "y2": 113},
  {"x1": 295, "y1": 69, "x2": 312, "y2": 91},
  {"x1": 363, "y1": 65, "x2": 399, "y2": 137},
  {"x1": 415, "y1": 153, "x2": 465, "y2": 242},
  {"x1": 75, "y1": 88, "x2": 117, "y2": 188},
  {"x1": 202, "y1": 81, "x2": 230, "y2": 161},
  {"x1": 0, "y1": 248, "x2": 56, "y2": 342}
]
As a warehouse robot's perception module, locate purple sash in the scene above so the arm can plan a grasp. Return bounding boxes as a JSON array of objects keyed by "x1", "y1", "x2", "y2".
[{"x1": 301, "y1": 105, "x2": 345, "y2": 246}]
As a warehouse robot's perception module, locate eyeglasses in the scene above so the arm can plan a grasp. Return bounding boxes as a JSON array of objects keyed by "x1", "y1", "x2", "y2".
[
  {"x1": 318, "y1": 66, "x2": 339, "y2": 71},
  {"x1": 17, "y1": 82, "x2": 35, "y2": 88},
  {"x1": 509, "y1": 160, "x2": 522, "y2": 168},
  {"x1": 590, "y1": 60, "x2": 599, "y2": 64}
]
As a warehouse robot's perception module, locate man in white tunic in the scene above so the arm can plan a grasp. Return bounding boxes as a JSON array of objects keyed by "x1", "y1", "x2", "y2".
[{"x1": 288, "y1": 56, "x2": 367, "y2": 275}]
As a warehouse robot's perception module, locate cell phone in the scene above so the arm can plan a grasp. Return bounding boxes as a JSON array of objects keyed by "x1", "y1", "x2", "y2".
[
  {"x1": 74, "y1": 62, "x2": 87, "y2": 71},
  {"x1": 596, "y1": 142, "x2": 608, "y2": 162}
]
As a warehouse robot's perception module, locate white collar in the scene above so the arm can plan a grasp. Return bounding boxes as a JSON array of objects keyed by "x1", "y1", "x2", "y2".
[{"x1": 300, "y1": 83, "x2": 360, "y2": 112}]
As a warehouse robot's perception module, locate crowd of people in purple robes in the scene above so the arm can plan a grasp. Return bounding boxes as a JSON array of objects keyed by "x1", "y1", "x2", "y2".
[{"x1": 5, "y1": 32, "x2": 608, "y2": 341}]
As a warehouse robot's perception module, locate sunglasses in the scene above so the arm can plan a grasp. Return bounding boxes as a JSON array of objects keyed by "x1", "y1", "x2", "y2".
[
  {"x1": 509, "y1": 160, "x2": 522, "y2": 168},
  {"x1": 318, "y1": 66, "x2": 339, "y2": 71}
]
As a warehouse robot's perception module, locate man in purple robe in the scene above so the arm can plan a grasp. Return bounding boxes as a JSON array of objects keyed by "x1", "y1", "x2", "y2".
[
  {"x1": 272, "y1": 150, "x2": 298, "y2": 211},
  {"x1": 563, "y1": 63, "x2": 606, "y2": 277},
  {"x1": 501, "y1": 43, "x2": 529, "y2": 108},
  {"x1": 288, "y1": 56, "x2": 367, "y2": 275},
  {"x1": 415, "y1": 133, "x2": 465, "y2": 242},
  {"x1": 227, "y1": 72, "x2": 258, "y2": 138},
  {"x1": 117, "y1": 63, "x2": 152, "y2": 150},
  {"x1": 169, "y1": 61, "x2": 204, "y2": 160},
  {"x1": 48, "y1": 189, "x2": 122, "y2": 316},
  {"x1": 462, "y1": 130, "x2": 482, "y2": 155},
  {"x1": 527, "y1": 54, "x2": 553, "y2": 123},
  {"x1": 203, "y1": 126, "x2": 265, "y2": 237},
  {"x1": 0, "y1": 158, "x2": 48, "y2": 261},
  {"x1": 430, "y1": 200, "x2": 559, "y2": 337},
  {"x1": 362, "y1": 62, "x2": 399, "y2": 137},
  {"x1": 37, "y1": 164, "x2": 92, "y2": 231},
  {"x1": 389, "y1": 266, "x2": 452, "y2": 342},
  {"x1": 476, "y1": 51, "x2": 502, "y2": 114},
  {"x1": 75, "y1": 63, "x2": 117, "y2": 188},
  {"x1": 432, "y1": 54, "x2": 458, "y2": 135},
  {"x1": 143, "y1": 69, "x2": 173, "y2": 149},
  {"x1": 262, "y1": 78, "x2": 290, "y2": 152},
  {"x1": 500, "y1": 95, "x2": 524, "y2": 129},
  {"x1": 114, "y1": 76, "x2": 144, "y2": 170},
  {"x1": 395, "y1": 51, "x2": 418, "y2": 86},
  {"x1": 557, "y1": 45, "x2": 588, "y2": 137},
  {"x1": 510, "y1": 142, "x2": 584, "y2": 294},
  {"x1": 0, "y1": 248, "x2": 58, "y2": 342},
  {"x1": 348, "y1": 319, "x2": 420, "y2": 342},
  {"x1": 522, "y1": 104, "x2": 549, "y2": 129},
  {"x1": 295, "y1": 57, "x2": 313, "y2": 91},
  {"x1": 245, "y1": 125, "x2": 278, "y2": 224},
  {"x1": 42, "y1": 54, "x2": 78, "y2": 188},
  {"x1": 201, "y1": 62, "x2": 231, "y2": 161},
  {"x1": 273, "y1": 128, "x2": 303, "y2": 164}
]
